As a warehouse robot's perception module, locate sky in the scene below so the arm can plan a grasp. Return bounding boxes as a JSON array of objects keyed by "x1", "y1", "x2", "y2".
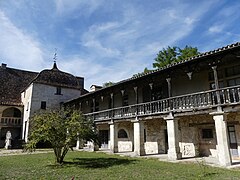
[{"x1": 1, "y1": 0, "x2": 240, "y2": 90}]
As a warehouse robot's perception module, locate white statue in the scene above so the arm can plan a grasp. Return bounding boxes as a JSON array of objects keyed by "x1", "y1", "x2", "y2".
[{"x1": 5, "y1": 131, "x2": 12, "y2": 149}]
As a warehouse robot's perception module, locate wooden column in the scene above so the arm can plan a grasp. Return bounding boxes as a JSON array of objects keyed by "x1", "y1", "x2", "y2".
[
  {"x1": 110, "y1": 93, "x2": 114, "y2": 118},
  {"x1": 212, "y1": 66, "x2": 221, "y2": 110},
  {"x1": 79, "y1": 102, "x2": 82, "y2": 111},
  {"x1": 92, "y1": 98, "x2": 96, "y2": 112},
  {"x1": 166, "y1": 78, "x2": 172, "y2": 97},
  {"x1": 149, "y1": 83, "x2": 153, "y2": 100},
  {"x1": 134, "y1": 87, "x2": 138, "y2": 115},
  {"x1": 166, "y1": 78, "x2": 172, "y2": 110},
  {"x1": 134, "y1": 87, "x2": 138, "y2": 104}
]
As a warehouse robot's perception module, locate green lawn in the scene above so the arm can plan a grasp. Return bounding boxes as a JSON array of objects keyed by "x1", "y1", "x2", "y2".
[{"x1": 0, "y1": 151, "x2": 240, "y2": 180}]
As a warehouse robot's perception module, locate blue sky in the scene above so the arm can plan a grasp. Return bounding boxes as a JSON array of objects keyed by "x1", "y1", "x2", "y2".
[{"x1": 1, "y1": 0, "x2": 240, "y2": 90}]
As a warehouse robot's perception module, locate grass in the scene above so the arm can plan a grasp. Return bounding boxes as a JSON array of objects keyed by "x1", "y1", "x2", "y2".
[{"x1": 0, "y1": 151, "x2": 240, "y2": 180}]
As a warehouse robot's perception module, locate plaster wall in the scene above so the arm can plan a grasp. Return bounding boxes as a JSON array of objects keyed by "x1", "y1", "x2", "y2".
[
  {"x1": 172, "y1": 70, "x2": 209, "y2": 96},
  {"x1": 21, "y1": 83, "x2": 33, "y2": 140},
  {"x1": 21, "y1": 83, "x2": 81, "y2": 141},
  {"x1": 31, "y1": 83, "x2": 81, "y2": 112}
]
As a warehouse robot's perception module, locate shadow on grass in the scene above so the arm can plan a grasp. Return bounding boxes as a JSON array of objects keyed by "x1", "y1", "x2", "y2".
[{"x1": 48, "y1": 157, "x2": 137, "y2": 169}]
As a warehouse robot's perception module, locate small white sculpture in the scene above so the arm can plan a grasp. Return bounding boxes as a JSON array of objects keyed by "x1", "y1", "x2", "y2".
[{"x1": 5, "y1": 131, "x2": 12, "y2": 149}]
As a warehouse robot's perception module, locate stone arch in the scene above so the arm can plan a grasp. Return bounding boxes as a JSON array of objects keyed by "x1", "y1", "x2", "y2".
[
  {"x1": 2, "y1": 107, "x2": 21, "y2": 117},
  {"x1": 118, "y1": 129, "x2": 128, "y2": 138}
]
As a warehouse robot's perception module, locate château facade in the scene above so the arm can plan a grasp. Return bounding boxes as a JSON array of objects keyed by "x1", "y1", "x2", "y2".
[
  {"x1": 65, "y1": 42, "x2": 240, "y2": 167},
  {"x1": 0, "y1": 62, "x2": 85, "y2": 146}
]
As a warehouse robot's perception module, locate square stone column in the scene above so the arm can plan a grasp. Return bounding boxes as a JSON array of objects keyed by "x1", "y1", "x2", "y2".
[
  {"x1": 165, "y1": 113, "x2": 182, "y2": 160},
  {"x1": 109, "y1": 121, "x2": 118, "y2": 153},
  {"x1": 132, "y1": 118, "x2": 145, "y2": 156},
  {"x1": 211, "y1": 111, "x2": 232, "y2": 166}
]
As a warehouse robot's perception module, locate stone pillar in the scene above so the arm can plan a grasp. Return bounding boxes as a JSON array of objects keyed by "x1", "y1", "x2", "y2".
[
  {"x1": 212, "y1": 111, "x2": 232, "y2": 166},
  {"x1": 165, "y1": 113, "x2": 182, "y2": 160},
  {"x1": 109, "y1": 121, "x2": 118, "y2": 153},
  {"x1": 132, "y1": 118, "x2": 145, "y2": 156}
]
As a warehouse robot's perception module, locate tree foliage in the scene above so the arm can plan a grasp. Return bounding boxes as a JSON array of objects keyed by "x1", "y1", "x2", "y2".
[
  {"x1": 102, "y1": 81, "x2": 115, "y2": 88},
  {"x1": 153, "y1": 45, "x2": 200, "y2": 68},
  {"x1": 25, "y1": 109, "x2": 97, "y2": 164},
  {"x1": 132, "y1": 67, "x2": 153, "y2": 77}
]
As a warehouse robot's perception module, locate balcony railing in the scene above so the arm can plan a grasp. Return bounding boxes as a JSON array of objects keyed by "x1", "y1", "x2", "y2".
[
  {"x1": 0, "y1": 117, "x2": 22, "y2": 126},
  {"x1": 85, "y1": 85, "x2": 240, "y2": 121}
]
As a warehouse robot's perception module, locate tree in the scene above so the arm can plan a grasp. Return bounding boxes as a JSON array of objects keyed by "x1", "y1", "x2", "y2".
[
  {"x1": 153, "y1": 46, "x2": 200, "y2": 68},
  {"x1": 178, "y1": 45, "x2": 200, "y2": 61},
  {"x1": 132, "y1": 67, "x2": 153, "y2": 77},
  {"x1": 153, "y1": 46, "x2": 178, "y2": 68},
  {"x1": 102, "y1": 81, "x2": 115, "y2": 88},
  {"x1": 25, "y1": 109, "x2": 97, "y2": 164}
]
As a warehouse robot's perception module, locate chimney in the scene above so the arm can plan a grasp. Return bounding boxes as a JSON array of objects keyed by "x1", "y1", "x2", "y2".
[
  {"x1": 1, "y1": 63, "x2": 7, "y2": 69},
  {"x1": 90, "y1": 85, "x2": 102, "y2": 92}
]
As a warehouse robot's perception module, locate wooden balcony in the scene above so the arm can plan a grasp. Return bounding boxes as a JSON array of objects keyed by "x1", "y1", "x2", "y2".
[
  {"x1": 85, "y1": 85, "x2": 240, "y2": 121},
  {"x1": 0, "y1": 117, "x2": 22, "y2": 126}
]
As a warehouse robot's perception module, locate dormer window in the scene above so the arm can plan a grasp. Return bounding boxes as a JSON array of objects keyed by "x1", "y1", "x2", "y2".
[{"x1": 55, "y1": 87, "x2": 62, "y2": 95}]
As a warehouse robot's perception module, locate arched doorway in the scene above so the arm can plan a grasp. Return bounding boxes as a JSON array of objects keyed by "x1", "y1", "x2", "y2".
[
  {"x1": 2, "y1": 107, "x2": 21, "y2": 118},
  {"x1": 0, "y1": 107, "x2": 22, "y2": 148}
]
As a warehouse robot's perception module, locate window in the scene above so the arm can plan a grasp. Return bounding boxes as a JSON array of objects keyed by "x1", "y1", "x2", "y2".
[
  {"x1": 202, "y1": 129, "x2": 213, "y2": 139},
  {"x1": 118, "y1": 129, "x2": 128, "y2": 138},
  {"x1": 225, "y1": 65, "x2": 240, "y2": 77},
  {"x1": 55, "y1": 87, "x2": 62, "y2": 95},
  {"x1": 41, "y1": 101, "x2": 46, "y2": 110},
  {"x1": 144, "y1": 129, "x2": 146, "y2": 142},
  {"x1": 227, "y1": 78, "x2": 240, "y2": 87}
]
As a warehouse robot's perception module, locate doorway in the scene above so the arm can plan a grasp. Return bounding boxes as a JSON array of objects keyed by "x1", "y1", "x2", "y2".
[
  {"x1": 228, "y1": 125, "x2": 238, "y2": 157},
  {"x1": 99, "y1": 130, "x2": 109, "y2": 149}
]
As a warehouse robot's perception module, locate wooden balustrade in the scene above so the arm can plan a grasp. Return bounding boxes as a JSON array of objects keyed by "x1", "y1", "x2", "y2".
[{"x1": 85, "y1": 85, "x2": 240, "y2": 121}]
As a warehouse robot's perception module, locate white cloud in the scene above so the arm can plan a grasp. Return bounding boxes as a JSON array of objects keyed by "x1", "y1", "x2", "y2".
[
  {"x1": 0, "y1": 11, "x2": 45, "y2": 71},
  {"x1": 73, "y1": 1, "x2": 217, "y2": 89},
  {"x1": 55, "y1": 0, "x2": 104, "y2": 16},
  {"x1": 208, "y1": 25, "x2": 223, "y2": 33}
]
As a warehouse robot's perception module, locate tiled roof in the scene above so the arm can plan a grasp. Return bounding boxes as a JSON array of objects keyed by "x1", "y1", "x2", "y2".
[
  {"x1": 0, "y1": 66, "x2": 38, "y2": 106},
  {"x1": 66, "y1": 42, "x2": 240, "y2": 102},
  {"x1": 0, "y1": 62, "x2": 84, "y2": 106},
  {"x1": 32, "y1": 63, "x2": 81, "y2": 90},
  {"x1": 120, "y1": 42, "x2": 240, "y2": 81}
]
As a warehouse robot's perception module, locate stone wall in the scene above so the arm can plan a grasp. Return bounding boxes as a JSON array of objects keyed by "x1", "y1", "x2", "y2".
[
  {"x1": 144, "y1": 119, "x2": 166, "y2": 154},
  {"x1": 179, "y1": 115, "x2": 217, "y2": 157},
  {"x1": 117, "y1": 121, "x2": 133, "y2": 152}
]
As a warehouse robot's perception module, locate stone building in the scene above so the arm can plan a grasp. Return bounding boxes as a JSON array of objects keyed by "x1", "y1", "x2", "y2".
[
  {"x1": 0, "y1": 62, "x2": 85, "y2": 146},
  {"x1": 65, "y1": 42, "x2": 240, "y2": 167}
]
